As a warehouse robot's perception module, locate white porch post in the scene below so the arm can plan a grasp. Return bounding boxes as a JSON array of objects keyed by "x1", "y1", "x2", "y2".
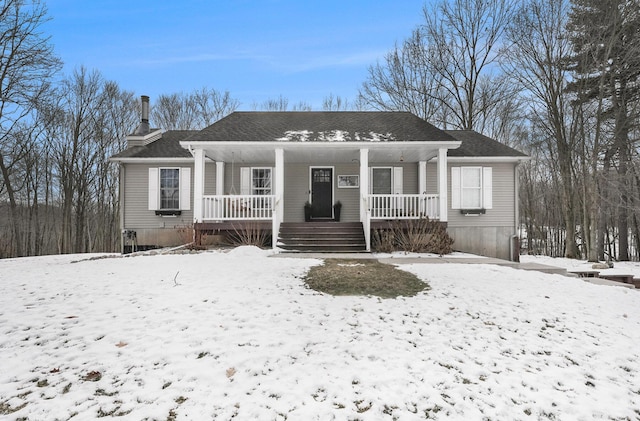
[
  {"x1": 273, "y1": 148, "x2": 284, "y2": 251},
  {"x1": 419, "y1": 160, "x2": 427, "y2": 217},
  {"x1": 359, "y1": 149, "x2": 369, "y2": 221},
  {"x1": 193, "y1": 148, "x2": 205, "y2": 223},
  {"x1": 215, "y1": 161, "x2": 225, "y2": 195},
  {"x1": 359, "y1": 148, "x2": 370, "y2": 251},
  {"x1": 437, "y1": 147, "x2": 448, "y2": 222}
]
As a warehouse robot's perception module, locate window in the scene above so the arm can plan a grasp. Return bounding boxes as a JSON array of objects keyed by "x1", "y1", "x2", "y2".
[
  {"x1": 241, "y1": 167, "x2": 272, "y2": 195},
  {"x1": 252, "y1": 168, "x2": 272, "y2": 195},
  {"x1": 451, "y1": 166, "x2": 492, "y2": 210},
  {"x1": 240, "y1": 167, "x2": 273, "y2": 210},
  {"x1": 461, "y1": 167, "x2": 482, "y2": 208},
  {"x1": 160, "y1": 168, "x2": 180, "y2": 209},
  {"x1": 370, "y1": 167, "x2": 403, "y2": 194},
  {"x1": 312, "y1": 168, "x2": 332, "y2": 184},
  {"x1": 148, "y1": 167, "x2": 191, "y2": 212},
  {"x1": 371, "y1": 168, "x2": 392, "y2": 194}
]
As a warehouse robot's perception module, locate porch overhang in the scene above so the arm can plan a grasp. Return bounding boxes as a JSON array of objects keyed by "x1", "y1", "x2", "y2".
[
  {"x1": 183, "y1": 139, "x2": 461, "y2": 252},
  {"x1": 179, "y1": 140, "x2": 462, "y2": 163}
]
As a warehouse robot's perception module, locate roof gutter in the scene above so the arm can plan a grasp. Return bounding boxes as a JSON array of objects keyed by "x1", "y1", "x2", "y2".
[
  {"x1": 445, "y1": 156, "x2": 531, "y2": 163},
  {"x1": 109, "y1": 157, "x2": 196, "y2": 164},
  {"x1": 179, "y1": 140, "x2": 462, "y2": 150}
]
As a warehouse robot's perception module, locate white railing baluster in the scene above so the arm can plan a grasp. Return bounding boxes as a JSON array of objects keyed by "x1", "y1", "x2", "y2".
[
  {"x1": 367, "y1": 194, "x2": 440, "y2": 220},
  {"x1": 202, "y1": 194, "x2": 439, "y2": 222},
  {"x1": 201, "y1": 195, "x2": 276, "y2": 221}
]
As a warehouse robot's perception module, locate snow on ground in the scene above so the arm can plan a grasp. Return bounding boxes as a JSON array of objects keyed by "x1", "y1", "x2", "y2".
[
  {"x1": 1, "y1": 248, "x2": 639, "y2": 420},
  {"x1": 522, "y1": 254, "x2": 640, "y2": 278},
  {"x1": 374, "y1": 251, "x2": 486, "y2": 260}
]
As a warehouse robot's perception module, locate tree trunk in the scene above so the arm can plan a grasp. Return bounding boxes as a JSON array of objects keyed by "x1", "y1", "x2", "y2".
[
  {"x1": 614, "y1": 92, "x2": 630, "y2": 261},
  {"x1": 0, "y1": 154, "x2": 23, "y2": 257}
]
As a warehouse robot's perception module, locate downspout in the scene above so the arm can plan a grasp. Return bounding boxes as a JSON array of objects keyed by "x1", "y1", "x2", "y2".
[
  {"x1": 273, "y1": 148, "x2": 284, "y2": 252},
  {"x1": 119, "y1": 163, "x2": 126, "y2": 254}
]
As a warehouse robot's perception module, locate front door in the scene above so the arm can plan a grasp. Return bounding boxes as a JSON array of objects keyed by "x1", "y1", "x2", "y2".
[{"x1": 311, "y1": 167, "x2": 333, "y2": 218}]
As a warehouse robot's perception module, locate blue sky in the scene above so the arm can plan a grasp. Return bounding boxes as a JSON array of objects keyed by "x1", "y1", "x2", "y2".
[{"x1": 43, "y1": 0, "x2": 426, "y2": 110}]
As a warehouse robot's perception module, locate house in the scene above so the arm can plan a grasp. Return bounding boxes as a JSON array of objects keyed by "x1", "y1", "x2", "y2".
[{"x1": 110, "y1": 96, "x2": 529, "y2": 260}]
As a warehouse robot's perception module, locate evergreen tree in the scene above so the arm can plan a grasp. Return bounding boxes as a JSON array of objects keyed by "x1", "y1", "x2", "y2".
[{"x1": 566, "y1": 0, "x2": 640, "y2": 261}]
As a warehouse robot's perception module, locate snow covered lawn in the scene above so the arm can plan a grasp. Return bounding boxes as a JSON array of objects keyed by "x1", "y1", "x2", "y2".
[{"x1": 1, "y1": 247, "x2": 639, "y2": 420}]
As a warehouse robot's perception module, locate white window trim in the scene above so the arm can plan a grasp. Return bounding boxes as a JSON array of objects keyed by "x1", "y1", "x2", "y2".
[
  {"x1": 251, "y1": 167, "x2": 273, "y2": 195},
  {"x1": 369, "y1": 166, "x2": 403, "y2": 195},
  {"x1": 241, "y1": 167, "x2": 273, "y2": 196},
  {"x1": 160, "y1": 167, "x2": 181, "y2": 210},
  {"x1": 451, "y1": 166, "x2": 492, "y2": 211},
  {"x1": 148, "y1": 167, "x2": 191, "y2": 212}
]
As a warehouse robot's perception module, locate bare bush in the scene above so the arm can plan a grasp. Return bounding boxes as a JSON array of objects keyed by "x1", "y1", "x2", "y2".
[
  {"x1": 227, "y1": 222, "x2": 270, "y2": 248},
  {"x1": 372, "y1": 218, "x2": 454, "y2": 254}
]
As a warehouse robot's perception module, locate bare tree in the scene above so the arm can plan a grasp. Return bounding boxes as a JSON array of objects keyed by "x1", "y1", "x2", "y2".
[
  {"x1": 0, "y1": 0, "x2": 61, "y2": 256},
  {"x1": 291, "y1": 101, "x2": 312, "y2": 111},
  {"x1": 191, "y1": 87, "x2": 239, "y2": 126},
  {"x1": 503, "y1": 0, "x2": 582, "y2": 258},
  {"x1": 423, "y1": 0, "x2": 515, "y2": 130},
  {"x1": 359, "y1": 30, "x2": 445, "y2": 121},
  {"x1": 322, "y1": 93, "x2": 351, "y2": 111},
  {"x1": 359, "y1": 0, "x2": 517, "y2": 132},
  {"x1": 90, "y1": 82, "x2": 137, "y2": 252},
  {"x1": 151, "y1": 88, "x2": 239, "y2": 130},
  {"x1": 151, "y1": 93, "x2": 195, "y2": 130},
  {"x1": 47, "y1": 67, "x2": 107, "y2": 253},
  {"x1": 253, "y1": 95, "x2": 290, "y2": 111}
]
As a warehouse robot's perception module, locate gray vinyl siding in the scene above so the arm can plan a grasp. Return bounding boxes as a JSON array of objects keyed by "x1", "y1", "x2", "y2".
[
  {"x1": 281, "y1": 163, "x2": 361, "y2": 223},
  {"x1": 224, "y1": 162, "x2": 273, "y2": 195},
  {"x1": 283, "y1": 164, "x2": 310, "y2": 222},
  {"x1": 426, "y1": 163, "x2": 438, "y2": 195},
  {"x1": 401, "y1": 163, "x2": 418, "y2": 194},
  {"x1": 333, "y1": 163, "x2": 361, "y2": 222},
  {"x1": 224, "y1": 162, "x2": 362, "y2": 222},
  {"x1": 426, "y1": 161, "x2": 518, "y2": 260},
  {"x1": 426, "y1": 161, "x2": 516, "y2": 228},
  {"x1": 204, "y1": 162, "x2": 217, "y2": 195},
  {"x1": 280, "y1": 162, "x2": 417, "y2": 222},
  {"x1": 122, "y1": 163, "x2": 194, "y2": 230}
]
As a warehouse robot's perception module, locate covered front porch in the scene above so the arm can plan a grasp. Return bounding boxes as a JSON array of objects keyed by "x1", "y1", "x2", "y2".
[{"x1": 184, "y1": 141, "x2": 458, "y2": 251}]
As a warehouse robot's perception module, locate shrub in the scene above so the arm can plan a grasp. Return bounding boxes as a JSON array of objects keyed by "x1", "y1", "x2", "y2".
[
  {"x1": 371, "y1": 229, "x2": 395, "y2": 253},
  {"x1": 372, "y1": 218, "x2": 454, "y2": 255},
  {"x1": 227, "y1": 221, "x2": 270, "y2": 248}
]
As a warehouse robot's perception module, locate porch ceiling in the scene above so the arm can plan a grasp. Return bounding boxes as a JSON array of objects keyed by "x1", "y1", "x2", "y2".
[{"x1": 183, "y1": 141, "x2": 460, "y2": 164}]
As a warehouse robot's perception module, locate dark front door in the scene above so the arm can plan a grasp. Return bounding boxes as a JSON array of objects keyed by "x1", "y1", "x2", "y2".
[{"x1": 311, "y1": 168, "x2": 333, "y2": 218}]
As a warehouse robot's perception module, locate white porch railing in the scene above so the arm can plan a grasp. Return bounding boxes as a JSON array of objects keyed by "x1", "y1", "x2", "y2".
[
  {"x1": 367, "y1": 194, "x2": 439, "y2": 220},
  {"x1": 202, "y1": 195, "x2": 275, "y2": 220}
]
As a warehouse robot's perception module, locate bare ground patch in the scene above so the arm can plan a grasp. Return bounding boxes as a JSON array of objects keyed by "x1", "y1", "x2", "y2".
[{"x1": 304, "y1": 259, "x2": 429, "y2": 298}]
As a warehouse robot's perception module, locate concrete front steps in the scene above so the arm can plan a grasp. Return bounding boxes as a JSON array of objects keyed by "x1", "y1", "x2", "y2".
[{"x1": 277, "y1": 221, "x2": 367, "y2": 252}]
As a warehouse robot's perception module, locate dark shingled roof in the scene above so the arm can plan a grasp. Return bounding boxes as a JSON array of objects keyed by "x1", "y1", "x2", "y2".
[
  {"x1": 111, "y1": 130, "x2": 196, "y2": 159},
  {"x1": 110, "y1": 118, "x2": 527, "y2": 160},
  {"x1": 183, "y1": 111, "x2": 459, "y2": 143},
  {"x1": 445, "y1": 130, "x2": 528, "y2": 158}
]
